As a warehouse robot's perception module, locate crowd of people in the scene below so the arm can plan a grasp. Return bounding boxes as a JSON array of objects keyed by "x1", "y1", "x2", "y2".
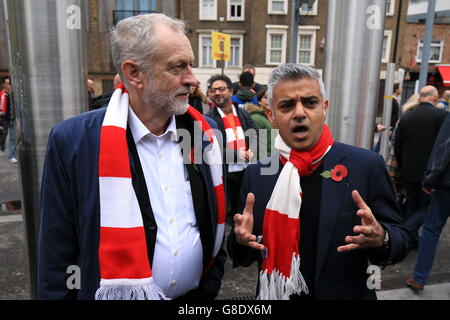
[
  {"x1": 13, "y1": 13, "x2": 447, "y2": 300},
  {"x1": 380, "y1": 84, "x2": 449, "y2": 292}
]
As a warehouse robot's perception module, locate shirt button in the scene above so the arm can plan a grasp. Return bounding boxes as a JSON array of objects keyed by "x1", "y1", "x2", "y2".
[
  {"x1": 169, "y1": 217, "x2": 174, "y2": 223},
  {"x1": 171, "y1": 280, "x2": 176, "y2": 285},
  {"x1": 174, "y1": 250, "x2": 179, "y2": 256},
  {"x1": 158, "y1": 154, "x2": 163, "y2": 160},
  {"x1": 163, "y1": 185, "x2": 168, "y2": 191}
]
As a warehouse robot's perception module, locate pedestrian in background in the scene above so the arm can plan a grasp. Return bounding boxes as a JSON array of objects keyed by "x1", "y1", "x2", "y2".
[
  {"x1": 232, "y1": 71, "x2": 258, "y2": 108},
  {"x1": 0, "y1": 77, "x2": 17, "y2": 163},
  {"x1": 395, "y1": 85, "x2": 447, "y2": 250},
  {"x1": 244, "y1": 85, "x2": 275, "y2": 159},
  {"x1": 232, "y1": 64, "x2": 263, "y2": 95},
  {"x1": 206, "y1": 74, "x2": 257, "y2": 223},
  {"x1": 407, "y1": 112, "x2": 450, "y2": 291},
  {"x1": 188, "y1": 81, "x2": 209, "y2": 114}
]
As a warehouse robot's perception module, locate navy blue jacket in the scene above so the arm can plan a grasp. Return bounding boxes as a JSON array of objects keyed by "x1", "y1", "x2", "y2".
[
  {"x1": 227, "y1": 142, "x2": 409, "y2": 299},
  {"x1": 423, "y1": 113, "x2": 450, "y2": 189},
  {"x1": 38, "y1": 108, "x2": 227, "y2": 299}
]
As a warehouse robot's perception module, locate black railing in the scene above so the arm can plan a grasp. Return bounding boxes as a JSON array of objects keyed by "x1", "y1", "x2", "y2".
[{"x1": 113, "y1": 10, "x2": 157, "y2": 25}]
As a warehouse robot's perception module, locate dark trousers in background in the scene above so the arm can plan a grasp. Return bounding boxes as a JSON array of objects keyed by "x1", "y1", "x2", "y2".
[
  {"x1": 402, "y1": 180, "x2": 431, "y2": 245},
  {"x1": 226, "y1": 171, "x2": 244, "y2": 223}
]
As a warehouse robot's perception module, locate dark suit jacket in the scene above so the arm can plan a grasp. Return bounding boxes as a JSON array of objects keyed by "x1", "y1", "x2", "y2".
[
  {"x1": 206, "y1": 103, "x2": 259, "y2": 165},
  {"x1": 38, "y1": 108, "x2": 226, "y2": 299},
  {"x1": 394, "y1": 102, "x2": 447, "y2": 182},
  {"x1": 227, "y1": 142, "x2": 409, "y2": 300}
]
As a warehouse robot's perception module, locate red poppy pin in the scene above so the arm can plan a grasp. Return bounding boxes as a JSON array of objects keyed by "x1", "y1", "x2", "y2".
[{"x1": 321, "y1": 164, "x2": 348, "y2": 182}]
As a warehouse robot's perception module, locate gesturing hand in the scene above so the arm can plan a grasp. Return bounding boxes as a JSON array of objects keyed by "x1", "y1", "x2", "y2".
[
  {"x1": 337, "y1": 190, "x2": 385, "y2": 253},
  {"x1": 234, "y1": 193, "x2": 265, "y2": 251}
]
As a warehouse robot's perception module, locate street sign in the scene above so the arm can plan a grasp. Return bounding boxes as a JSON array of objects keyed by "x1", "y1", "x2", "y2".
[{"x1": 211, "y1": 31, "x2": 230, "y2": 61}]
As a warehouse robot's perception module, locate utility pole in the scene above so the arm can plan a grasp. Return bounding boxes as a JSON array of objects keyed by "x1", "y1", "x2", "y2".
[{"x1": 418, "y1": 0, "x2": 437, "y2": 90}]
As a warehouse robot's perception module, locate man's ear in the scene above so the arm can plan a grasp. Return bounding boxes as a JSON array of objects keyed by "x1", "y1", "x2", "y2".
[
  {"x1": 266, "y1": 107, "x2": 276, "y2": 128},
  {"x1": 121, "y1": 60, "x2": 144, "y2": 90},
  {"x1": 323, "y1": 99, "x2": 329, "y2": 118}
]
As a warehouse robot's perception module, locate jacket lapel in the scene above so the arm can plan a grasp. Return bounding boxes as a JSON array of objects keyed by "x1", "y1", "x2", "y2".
[{"x1": 315, "y1": 143, "x2": 347, "y2": 284}]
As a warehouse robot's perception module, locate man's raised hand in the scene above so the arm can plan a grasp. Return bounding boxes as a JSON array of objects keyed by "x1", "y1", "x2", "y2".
[
  {"x1": 337, "y1": 190, "x2": 385, "y2": 253},
  {"x1": 234, "y1": 193, "x2": 265, "y2": 251}
]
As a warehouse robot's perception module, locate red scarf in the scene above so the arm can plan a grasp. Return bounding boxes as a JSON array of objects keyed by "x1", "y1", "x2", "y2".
[
  {"x1": 96, "y1": 84, "x2": 225, "y2": 300},
  {"x1": 213, "y1": 102, "x2": 247, "y2": 151},
  {"x1": 258, "y1": 125, "x2": 334, "y2": 300}
]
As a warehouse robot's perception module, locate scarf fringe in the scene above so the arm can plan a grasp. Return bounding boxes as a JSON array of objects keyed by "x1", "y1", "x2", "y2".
[
  {"x1": 257, "y1": 253, "x2": 309, "y2": 300},
  {"x1": 95, "y1": 278, "x2": 169, "y2": 300}
]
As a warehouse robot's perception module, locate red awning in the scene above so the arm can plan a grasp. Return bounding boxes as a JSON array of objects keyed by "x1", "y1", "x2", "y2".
[{"x1": 437, "y1": 65, "x2": 450, "y2": 87}]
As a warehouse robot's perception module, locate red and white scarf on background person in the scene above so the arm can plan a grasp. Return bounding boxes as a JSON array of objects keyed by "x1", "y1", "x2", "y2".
[
  {"x1": 95, "y1": 83, "x2": 225, "y2": 300},
  {"x1": 258, "y1": 125, "x2": 334, "y2": 300},
  {"x1": 213, "y1": 102, "x2": 247, "y2": 151}
]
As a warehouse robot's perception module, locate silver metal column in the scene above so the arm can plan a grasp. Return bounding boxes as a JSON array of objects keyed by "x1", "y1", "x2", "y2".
[
  {"x1": 324, "y1": 0, "x2": 386, "y2": 149},
  {"x1": 418, "y1": 0, "x2": 436, "y2": 90},
  {"x1": 3, "y1": 0, "x2": 88, "y2": 298},
  {"x1": 380, "y1": 62, "x2": 395, "y2": 160}
]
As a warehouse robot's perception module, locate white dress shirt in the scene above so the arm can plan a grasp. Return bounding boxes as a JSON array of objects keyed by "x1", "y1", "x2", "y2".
[{"x1": 128, "y1": 107, "x2": 203, "y2": 299}]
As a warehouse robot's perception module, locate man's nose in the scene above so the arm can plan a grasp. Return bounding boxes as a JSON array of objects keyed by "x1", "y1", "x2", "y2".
[
  {"x1": 293, "y1": 101, "x2": 307, "y2": 119},
  {"x1": 182, "y1": 66, "x2": 198, "y2": 87}
]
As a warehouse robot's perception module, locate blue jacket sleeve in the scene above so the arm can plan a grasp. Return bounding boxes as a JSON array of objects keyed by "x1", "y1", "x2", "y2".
[{"x1": 38, "y1": 128, "x2": 79, "y2": 299}]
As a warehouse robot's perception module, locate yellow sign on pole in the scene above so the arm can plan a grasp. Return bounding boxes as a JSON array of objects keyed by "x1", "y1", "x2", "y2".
[{"x1": 211, "y1": 31, "x2": 230, "y2": 61}]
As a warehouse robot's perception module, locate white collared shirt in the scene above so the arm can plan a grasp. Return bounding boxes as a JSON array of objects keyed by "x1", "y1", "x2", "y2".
[{"x1": 128, "y1": 107, "x2": 203, "y2": 299}]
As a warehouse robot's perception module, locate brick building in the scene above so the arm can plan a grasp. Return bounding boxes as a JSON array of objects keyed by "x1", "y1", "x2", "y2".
[{"x1": 0, "y1": 0, "x2": 447, "y2": 106}]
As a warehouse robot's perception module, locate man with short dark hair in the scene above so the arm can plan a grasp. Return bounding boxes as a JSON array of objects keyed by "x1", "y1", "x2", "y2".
[
  {"x1": 232, "y1": 71, "x2": 258, "y2": 108},
  {"x1": 206, "y1": 74, "x2": 258, "y2": 222},
  {"x1": 228, "y1": 63, "x2": 409, "y2": 300},
  {"x1": 232, "y1": 64, "x2": 263, "y2": 95}
]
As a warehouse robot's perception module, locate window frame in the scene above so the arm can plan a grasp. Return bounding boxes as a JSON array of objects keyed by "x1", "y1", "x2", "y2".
[
  {"x1": 296, "y1": 29, "x2": 317, "y2": 66},
  {"x1": 226, "y1": 34, "x2": 244, "y2": 69},
  {"x1": 386, "y1": 0, "x2": 395, "y2": 16},
  {"x1": 416, "y1": 39, "x2": 443, "y2": 64},
  {"x1": 381, "y1": 30, "x2": 392, "y2": 63},
  {"x1": 227, "y1": 0, "x2": 245, "y2": 21},
  {"x1": 198, "y1": 33, "x2": 217, "y2": 68},
  {"x1": 299, "y1": 0, "x2": 318, "y2": 16},
  {"x1": 199, "y1": 0, "x2": 217, "y2": 21},
  {"x1": 266, "y1": 25, "x2": 288, "y2": 65},
  {"x1": 268, "y1": 0, "x2": 288, "y2": 15}
]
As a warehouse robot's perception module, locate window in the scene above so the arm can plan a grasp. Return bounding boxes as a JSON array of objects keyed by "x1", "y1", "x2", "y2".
[
  {"x1": 114, "y1": 0, "x2": 156, "y2": 24},
  {"x1": 416, "y1": 40, "x2": 443, "y2": 63},
  {"x1": 199, "y1": 35, "x2": 216, "y2": 68},
  {"x1": 266, "y1": 26, "x2": 288, "y2": 65},
  {"x1": 226, "y1": 36, "x2": 243, "y2": 68},
  {"x1": 200, "y1": 0, "x2": 217, "y2": 20},
  {"x1": 386, "y1": 0, "x2": 395, "y2": 16},
  {"x1": 300, "y1": 0, "x2": 318, "y2": 16},
  {"x1": 381, "y1": 30, "x2": 392, "y2": 63},
  {"x1": 297, "y1": 30, "x2": 316, "y2": 65},
  {"x1": 228, "y1": 0, "x2": 245, "y2": 21},
  {"x1": 268, "y1": 0, "x2": 287, "y2": 15}
]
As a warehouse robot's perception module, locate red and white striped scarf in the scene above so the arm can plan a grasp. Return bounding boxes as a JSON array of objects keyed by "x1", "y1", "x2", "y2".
[
  {"x1": 95, "y1": 84, "x2": 225, "y2": 300},
  {"x1": 214, "y1": 103, "x2": 247, "y2": 151},
  {"x1": 258, "y1": 125, "x2": 333, "y2": 300}
]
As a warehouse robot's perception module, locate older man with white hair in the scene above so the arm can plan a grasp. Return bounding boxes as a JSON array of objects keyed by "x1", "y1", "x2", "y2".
[{"x1": 38, "y1": 14, "x2": 226, "y2": 300}]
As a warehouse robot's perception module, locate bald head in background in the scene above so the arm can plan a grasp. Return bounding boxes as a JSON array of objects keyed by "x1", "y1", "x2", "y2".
[{"x1": 419, "y1": 85, "x2": 439, "y2": 106}]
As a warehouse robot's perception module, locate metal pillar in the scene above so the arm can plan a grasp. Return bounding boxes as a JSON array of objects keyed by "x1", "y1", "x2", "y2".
[
  {"x1": 289, "y1": 0, "x2": 300, "y2": 63},
  {"x1": 418, "y1": 0, "x2": 436, "y2": 90},
  {"x1": 323, "y1": 0, "x2": 386, "y2": 149},
  {"x1": 380, "y1": 63, "x2": 395, "y2": 160},
  {"x1": 3, "y1": 0, "x2": 88, "y2": 298}
]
